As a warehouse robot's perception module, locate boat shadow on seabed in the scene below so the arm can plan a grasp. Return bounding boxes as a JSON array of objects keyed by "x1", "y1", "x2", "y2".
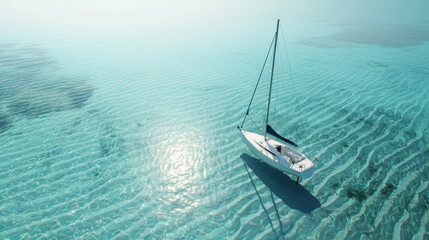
[
  {"x1": 241, "y1": 153, "x2": 321, "y2": 239},
  {"x1": 240, "y1": 153, "x2": 320, "y2": 214}
]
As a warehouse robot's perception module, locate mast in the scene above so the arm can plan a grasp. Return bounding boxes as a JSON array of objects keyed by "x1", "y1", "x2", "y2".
[{"x1": 264, "y1": 19, "x2": 280, "y2": 138}]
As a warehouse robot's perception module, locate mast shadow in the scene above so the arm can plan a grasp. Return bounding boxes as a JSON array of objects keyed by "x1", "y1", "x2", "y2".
[{"x1": 241, "y1": 153, "x2": 321, "y2": 214}]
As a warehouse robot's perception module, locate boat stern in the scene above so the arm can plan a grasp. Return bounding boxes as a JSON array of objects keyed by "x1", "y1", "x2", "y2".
[
  {"x1": 292, "y1": 158, "x2": 315, "y2": 179},
  {"x1": 300, "y1": 166, "x2": 315, "y2": 179}
]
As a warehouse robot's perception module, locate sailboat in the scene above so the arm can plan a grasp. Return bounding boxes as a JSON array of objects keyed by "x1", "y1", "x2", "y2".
[{"x1": 238, "y1": 19, "x2": 315, "y2": 181}]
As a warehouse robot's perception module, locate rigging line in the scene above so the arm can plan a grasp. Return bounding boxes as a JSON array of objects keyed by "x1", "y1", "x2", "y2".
[
  {"x1": 240, "y1": 34, "x2": 276, "y2": 128},
  {"x1": 273, "y1": 40, "x2": 283, "y2": 114},
  {"x1": 241, "y1": 159, "x2": 279, "y2": 239},
  {"x1": 277, "y1": 40, "x2": 290, "y2": 134},
  {"x1": 271, "y1": 191, "x2": 286, "y2": 240},
  {"x1": 280, "y1": 22, "x2": 305, "y2": 130},
  {"x1": 249, "y1": 115, "x2": 264, "y2": 136},
  {"x1": 273, "y1": 49, "x2": 280, "y2": 113}
]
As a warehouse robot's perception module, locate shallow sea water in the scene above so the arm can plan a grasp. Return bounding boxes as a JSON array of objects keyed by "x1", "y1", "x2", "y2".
[{"x1": 1, "y1": 20, "x2": 428, "y2": 239}]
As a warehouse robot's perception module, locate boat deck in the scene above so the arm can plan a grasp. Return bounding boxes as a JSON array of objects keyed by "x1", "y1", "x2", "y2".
[{"x1": 240, "y1": 129, "x2": 315, "y2": 178}]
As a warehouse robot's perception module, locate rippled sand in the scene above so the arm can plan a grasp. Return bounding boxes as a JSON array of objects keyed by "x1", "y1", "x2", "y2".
[{"x1": 0, "y1": 21, "x2": 428, "y2": 239}]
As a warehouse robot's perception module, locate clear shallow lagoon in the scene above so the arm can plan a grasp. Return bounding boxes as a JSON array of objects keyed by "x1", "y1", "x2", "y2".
[{"x1": 1, "y1": 19, "x2": 428, "y2": 239}]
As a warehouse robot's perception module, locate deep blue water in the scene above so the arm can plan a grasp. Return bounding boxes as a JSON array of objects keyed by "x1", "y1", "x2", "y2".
[{"x1": 1, "y1": 19, "x2": 428, "y2": 239}]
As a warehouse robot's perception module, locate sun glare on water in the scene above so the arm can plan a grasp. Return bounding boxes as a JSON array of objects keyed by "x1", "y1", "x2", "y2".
[{"x1": 154, "y1": 129, "x2": 206, "y2": 213}]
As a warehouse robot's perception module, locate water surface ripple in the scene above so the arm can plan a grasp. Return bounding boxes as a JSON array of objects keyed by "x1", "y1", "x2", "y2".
[{"x1": 0, "y1": 22, "x2": 428, "y2": 239}]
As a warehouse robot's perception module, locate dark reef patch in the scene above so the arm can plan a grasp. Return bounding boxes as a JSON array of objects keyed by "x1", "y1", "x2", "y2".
[
  {"x1": 0, "y1": 114, "x2": 13, "y2": 133},
  {"x1": 299, "y1": 22, "x2": 429, "y2": 48},
  {"x1": 65, "y1": 82, "x2": 94, "y2": 108},
  {"x1": 367, "y1": 60, "x2": 389, "y2": 68},
  {"x1": 380, "y1": 183, "x2": 396, "y2": 197},
  {"x1": 99, "y1": 126, "x2": 126, "y2": 157},
  {"x1": 7, "y1": 100, "x2": 36, "y2": 116},
  {"x1": 368, "y1": 163, "x2": 377, "y2": 174},
  {"x1": 0, "y1": 44, "x2": 94, "y2": 133},
  {"x1": 345, "y1": 186, "x2": 368, "y2": 203},
  {"x1": 331, "y1": 182, "x2": 341, "y2": 190}
]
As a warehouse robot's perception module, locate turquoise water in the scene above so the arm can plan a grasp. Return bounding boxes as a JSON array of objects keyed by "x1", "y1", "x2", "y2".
[{"x1": 1, "y1": 19, "x2": 429, "y2": 239}]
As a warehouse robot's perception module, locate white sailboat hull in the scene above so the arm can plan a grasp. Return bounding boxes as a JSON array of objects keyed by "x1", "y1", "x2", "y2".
[{"x1": 239, "y1": 129, "x2": 314, "y2": 179}]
